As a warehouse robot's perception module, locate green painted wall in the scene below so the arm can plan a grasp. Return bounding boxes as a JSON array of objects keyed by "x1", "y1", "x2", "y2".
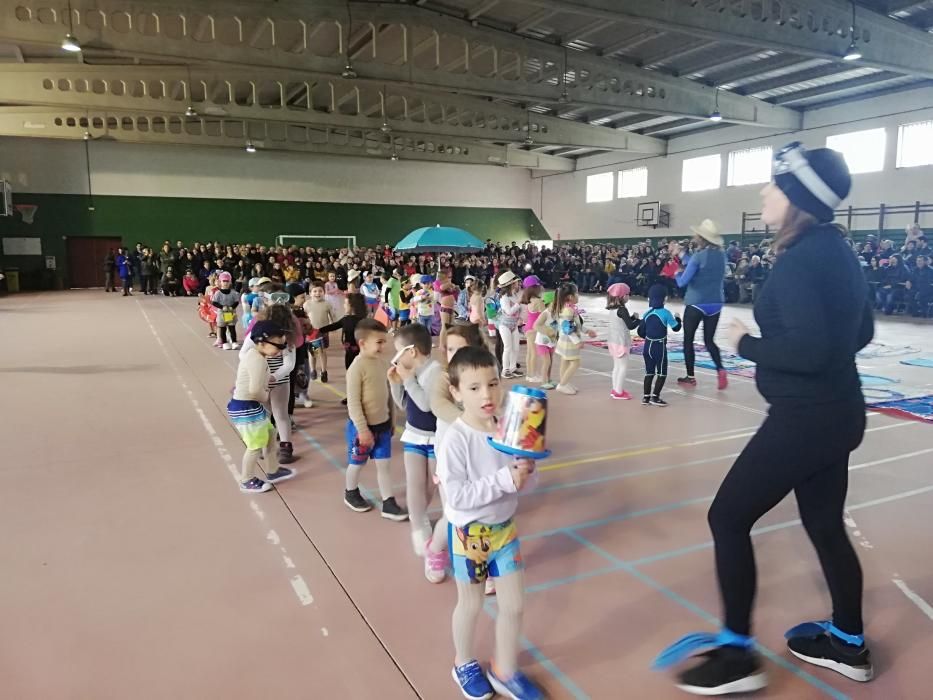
[{"x1": 0, "y1": 193, "x2": 551, "y2": 290}]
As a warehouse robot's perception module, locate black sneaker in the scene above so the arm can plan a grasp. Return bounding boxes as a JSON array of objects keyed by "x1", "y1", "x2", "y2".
[
  {"x1": 321, "y1": 370, "x2": 329, "y2": 383},
  {"x1": 277, "y1": 441, "x2": 296, "y2": 464},
  {"x1": 266, "y1": 466, "x2": 296, "y2": 484},
  {"x1": 340, "y1": 397, "x2": 348, "y2": 406},
  {"x1": 344, "y1": 488, "x2": 372, "y2": 512},
  {"x1": 677, "y1": 646, "x2": 768, "y2": 695},
  {"x1": 642, "y1": 395, "x2": 651, "y2": 406},
  {"x1": 650, "y1": 395, "x2": 669, "y2": 407},
  {"x1": 678, "y1": 376, "x2": 697, "y2": 386},
  {"x1": 787, "y1": 632, "x2": 873, "y2": 682},
  {"x1": 381, "y1": 497, "x2": 409, "y2": 522}
]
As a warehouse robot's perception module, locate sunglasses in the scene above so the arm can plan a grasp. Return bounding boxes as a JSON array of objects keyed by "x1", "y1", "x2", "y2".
[
  {"x1": 259, "y1": 338, "x2": 288, "y2": 350},
  {"x1": 391, "y1": 344, "x2": 415, "y2": 366}
]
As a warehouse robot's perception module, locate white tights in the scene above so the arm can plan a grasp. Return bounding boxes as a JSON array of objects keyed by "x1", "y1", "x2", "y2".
[
  {"x1": 404, "y1": 451, "x2": 436, "y2": 544},
  {"x1": 453, "y1": 570, "x2": 525, "y2": 676},
  {"x1": 345, "y1": 459, "x2": 394, "y2": 500},
  {"x1": 500, "y1": 326, "x2": 520, "y2": 373},
  {"x1": 611, "y1": 354, "x2": 629, "y2": 394},
  {"x1": 269, "y1": 383, "x2": 291, "y2": 443}
]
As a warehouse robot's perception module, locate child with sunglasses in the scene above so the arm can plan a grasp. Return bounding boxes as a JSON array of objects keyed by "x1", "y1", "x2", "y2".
[{"x1": 228, "y1": 321, "x2": 296, "y2": 494}]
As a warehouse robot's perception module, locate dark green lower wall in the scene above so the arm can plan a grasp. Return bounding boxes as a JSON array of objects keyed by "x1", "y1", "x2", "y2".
[{"x1": 0, "y1": 193, "x2": 550, "y2": 290}]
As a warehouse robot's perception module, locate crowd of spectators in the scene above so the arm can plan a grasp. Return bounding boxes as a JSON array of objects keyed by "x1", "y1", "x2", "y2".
[{"x1": 101, "y1": 223, "x2": 931, "y2": 318}]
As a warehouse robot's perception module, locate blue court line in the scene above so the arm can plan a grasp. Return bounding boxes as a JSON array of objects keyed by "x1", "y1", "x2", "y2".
[
  {"x1": 523, "y1": 495, "x2": 716, "y2": 542},
  {"x1": 562, "y1": 531, "x2": 850, "y2": 700},
  {"x1": 532, "y1": 451, "x2": 740, "y2": 496},
  {"x1": 482, "y1": 600, "x2": 591, "y2": 700}
]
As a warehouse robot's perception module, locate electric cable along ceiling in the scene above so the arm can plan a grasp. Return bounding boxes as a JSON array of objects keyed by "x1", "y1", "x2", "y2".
[{"x1": 0, "y1": 1, "x2": 931, "y2": 171}]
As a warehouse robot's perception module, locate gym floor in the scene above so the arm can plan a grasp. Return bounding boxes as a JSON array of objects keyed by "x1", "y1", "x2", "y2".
[{"x1": 2, "y1": 291, "x2": 931, "y2": 699}]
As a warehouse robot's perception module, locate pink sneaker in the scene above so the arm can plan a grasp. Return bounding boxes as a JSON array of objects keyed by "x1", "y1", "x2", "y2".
[
  {"x1": 717, "y1": 369, "x2": 729, "y2": 390},
  {"x1": 213, "y1": 339, "x2": 223, "y2": 348},
  {"x1": 610, "y1": 390, "x2": 632, "y2": 400},
  {"x1": 424, "y1": 539, "x2": 447, "y2": 584}
]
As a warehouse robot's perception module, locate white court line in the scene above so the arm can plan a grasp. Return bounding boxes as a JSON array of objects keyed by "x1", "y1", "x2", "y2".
[
  {"x1": 138, "y1": 300, "x2": 314, "y2": 609},
  {"x1": 892, "y1": 578, "x2": 933, "y2": 621}
]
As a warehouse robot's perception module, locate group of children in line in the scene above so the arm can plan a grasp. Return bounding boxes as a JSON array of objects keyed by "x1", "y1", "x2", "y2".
[{"x1": 205, "y1": 264, "x2": 691, "y2": 700}]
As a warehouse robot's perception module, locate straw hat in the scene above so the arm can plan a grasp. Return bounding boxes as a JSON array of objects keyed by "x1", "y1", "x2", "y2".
[
  {"x1": 347, "y1": 269, "x2": 360, "y2": 282},
  {"x1": 689, "y1": 219, "x2": 724, "y2": 247},
  {"x1": 497, "y1": 270, "x2": 520, "y2": 288}
]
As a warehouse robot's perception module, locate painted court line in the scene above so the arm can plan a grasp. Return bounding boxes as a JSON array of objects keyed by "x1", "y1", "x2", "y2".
[
  {"x1": 892, "y1": 578, "x2": 933, "y2": 622},
  {"x1": 526, "y1": 445, "x2": 933, "y2": 545},
  {"x1": 562, "y1": 531, "x2": 850, "y2": 700}
]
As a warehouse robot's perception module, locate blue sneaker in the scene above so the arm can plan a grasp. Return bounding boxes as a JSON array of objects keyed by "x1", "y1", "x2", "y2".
[
  {"x1": 452, "y1": 660, "x2": 494, "y2": 700},
  {"x1": 487, "y1": 666, "x2": 544, "y2": 700}
]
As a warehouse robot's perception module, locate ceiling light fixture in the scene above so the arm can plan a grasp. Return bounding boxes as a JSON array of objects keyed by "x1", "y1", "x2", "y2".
[
  {"x1": 390, "y1": 151, "x2": 400, "y2": 162},
  {"x1": 245, "y1": 141, "x2": 257, "y2": 153},
  {"x1": 184, "y1": 66, "x2": 198, "y2": 117},
  {"x1": 708, "y1": 87, "x2": 722, "y2": 122},
  {"x1": 558, "y1": 46, "x2": 571, "y2": 104},
  {"x1": 61, "y1": 1, "x2": 81, "y2": 52},
  {"x1": 843, "y1": 2, "x2": 862, "y2": 61},
  {"x1": 341, "y1": 1, "x2": 357, "y2": 79}
]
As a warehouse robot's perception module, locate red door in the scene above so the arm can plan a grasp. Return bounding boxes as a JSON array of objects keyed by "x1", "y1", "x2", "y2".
[{"x1": 66, "y1": 236, "x2": 123, "y2": 288}]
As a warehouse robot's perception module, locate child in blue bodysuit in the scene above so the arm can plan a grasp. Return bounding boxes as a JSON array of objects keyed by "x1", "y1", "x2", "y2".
[{"x1": 637, "y1": 284, "x2": 682, "y2": 407}]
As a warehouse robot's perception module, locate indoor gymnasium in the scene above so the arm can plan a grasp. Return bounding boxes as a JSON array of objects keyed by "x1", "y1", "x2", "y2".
[{"x1": 1, "y1": 1, "x2": 932, "y2": 699}]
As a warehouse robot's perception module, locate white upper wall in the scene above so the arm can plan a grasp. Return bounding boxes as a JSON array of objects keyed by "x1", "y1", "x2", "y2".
[
  {"x1": 533, "y1": 85, "x2": 933, "y2": 241},
  {"x1": 0, "y1": 137, "x2": 534, "y2": 210}
]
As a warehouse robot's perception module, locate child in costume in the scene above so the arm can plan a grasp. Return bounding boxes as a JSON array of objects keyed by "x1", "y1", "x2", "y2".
[
  {"x1": 436, "y1": 346, "x2": 542, "y2": 700},
  {"x1": 637, "y1": 284, "x2": 682, "y2": 407},
  {"x1": 606, "y1": 282, "x2": 640, "y2": 401}
]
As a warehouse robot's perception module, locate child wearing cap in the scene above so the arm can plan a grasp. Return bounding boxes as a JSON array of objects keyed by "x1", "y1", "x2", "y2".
[
  {"x1": 520, "y1": 275, "x2": 545, "y2": 383},
  {"x1": 241, "y1": 277, "x2": 260, "y2": 330},
  {"x1": 636, "y1": 284, "x2": 682, "y2": 407},
  {"x1": 199, "y1": 272, "x2": 219, "y2": 339},
  {"x1": 606, "y1": 282, "x2": 640, "y2": 400},
  {"x1": 398, "y1": 277, "x2": 414, "y2": 327},
  {"x1": 228, "y1": 320, "x2": 295, "y2": 493},
  {"x1": 361, "y1": 272, "x2": 381, "y2": 316},
  {"x1": 212, "y1": 272, "x2": 241, "y2": 350}
]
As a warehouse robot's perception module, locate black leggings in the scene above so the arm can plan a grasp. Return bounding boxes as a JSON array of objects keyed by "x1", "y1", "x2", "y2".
[
  {"x1": 219, "y1": 326, "x2": 238, "y2": 344},
  {"x1": 682, "y1": 305, "x2": 723, "y2": 375},
  {"x1": 707, "y1": 400, "x2": 866, "y2": 637}
]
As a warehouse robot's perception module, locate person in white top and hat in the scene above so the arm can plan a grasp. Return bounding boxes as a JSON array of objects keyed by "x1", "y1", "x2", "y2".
[{"x1": 495, "y1": 270, "x2": 524, "y2": 378}]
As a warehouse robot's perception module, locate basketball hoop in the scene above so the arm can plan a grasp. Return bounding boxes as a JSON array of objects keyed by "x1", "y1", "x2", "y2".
[{"x1": 15, "y1": 204, "x2": 38, "y2": 224}]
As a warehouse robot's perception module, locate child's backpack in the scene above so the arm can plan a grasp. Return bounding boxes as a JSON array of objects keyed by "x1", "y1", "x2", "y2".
[{"x1": 485, "y1": 295, "x2": 500, "y2": 320}]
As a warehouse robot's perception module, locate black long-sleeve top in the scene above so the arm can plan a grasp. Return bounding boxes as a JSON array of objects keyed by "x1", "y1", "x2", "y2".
[
  {"x1": 738, "y1": 225, "x2": 874, "y2": 408},
  {"x1": 617, "y1": 305, "x2": 640, "y2": 330}
]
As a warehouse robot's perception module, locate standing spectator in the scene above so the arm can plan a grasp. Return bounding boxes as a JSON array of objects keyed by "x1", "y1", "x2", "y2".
[
  {"x1": 103, "y1": 249, "x2": 116, "y2": 292},
  {"x1": 116, "y1": 248, "x2": 133, "y2": 296},
  {"x1": 908, "y1": 255, "x2": 932, "y2": 317}
]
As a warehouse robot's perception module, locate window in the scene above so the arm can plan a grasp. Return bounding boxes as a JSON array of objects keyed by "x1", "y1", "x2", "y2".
[
  {"x1": 826, "y1": 128, "x2": 886, "y2": 174},
  {"x1": 727, "y1": 146, "x2": 772, "y2": 187},
  {"x1": 585, "y1": 172, "x2": 614, "y2": 203},
  {"x1": 897, "y1": 120, "x2": 933, "y2": 168},
  {"x1": 681, "y1": 154, "x2": 721, "y2": 192},
  {"x1": 617, "y1": 166, "x2": 648, "y2": 198}
]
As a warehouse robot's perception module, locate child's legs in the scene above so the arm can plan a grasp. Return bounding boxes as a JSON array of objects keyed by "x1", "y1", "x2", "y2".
[
  {"x1": 404, "y1": 449, "x2": 430, "y2": 534},
  {"x1": 452, "y1": 578, "x2": 486, "y2": 666},
  {"x1": 493, "y1": 570, "x2": 525, "y2": 677},
  {"x1": 524, "y1": 330, "x2": 537, "y2": 377},
  {"x1": 269, "y1": 385, "x2": 291, "y2": 442},
  {"x1": 227, "y1": 325, "x2": 238, "y2": 344},
  {"x1": 559, "y1": 358, "x2": 579, "y2": 385},
  {"x1": 501, "y1": 327, "x2": 517, "y2": 372},
  {"x1": 239, "y1": 447, "x2": 262, "y2": 482},
  {"x1": 261, "y1": 431, "x2": 280, "y2": 476},
  {"x1": 319, "y1": 344, "x2": 329, "y2": 372},
  {"x1": 374, "y1": 458, "x2": 394, "y2": 500},
  {"x1": 538, "y1": 348, "x2": 552, "y2": 380},
  {"x1": 219, "y1": 325, "x2": 229, "y2": 344},
  {"x1": 428, "y1": 488, "x2": 448, "y2": 554},
  {"x1": 612, "y1": 355, "x2": 628, "y2": 393}
]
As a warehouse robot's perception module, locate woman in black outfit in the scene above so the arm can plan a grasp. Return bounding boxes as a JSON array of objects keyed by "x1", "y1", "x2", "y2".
[{"x1": 658, "y1": 143, "x2": 875, "y2": 695}]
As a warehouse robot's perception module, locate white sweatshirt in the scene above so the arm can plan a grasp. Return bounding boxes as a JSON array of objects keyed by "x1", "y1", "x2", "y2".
[{"x1": 436, "y1": 417, "x2": 538, "y2": 527}]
